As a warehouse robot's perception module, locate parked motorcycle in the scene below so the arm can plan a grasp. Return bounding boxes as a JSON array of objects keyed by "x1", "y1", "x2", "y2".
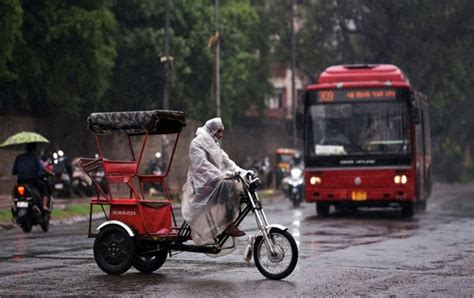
[
  {"x1": 51, "y1": 150, "x2": 72, "y2": 198},
  {"x1": 144, "y1": 152, "x2": 164, "y2": 196},
  {"x1": 282, "y1": 166, "x2": 304, "y2": 207},
  {"x1": 11, "y1": 183, "x2": 52, "y2": 233},
  {"x1": 250, "y1": 157, "x2": 273, "y2": 188},
  {"x1": 71, "y1": 158, "x2": 96, "y2": 197},
  {"x1": 88, "y1": 153, "x2": 110, "y2": 195}
]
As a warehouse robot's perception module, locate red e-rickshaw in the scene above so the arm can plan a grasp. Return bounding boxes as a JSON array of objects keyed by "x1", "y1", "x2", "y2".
[{"x1": 79, "y1": 110, "x2": 298, "y2": 280}]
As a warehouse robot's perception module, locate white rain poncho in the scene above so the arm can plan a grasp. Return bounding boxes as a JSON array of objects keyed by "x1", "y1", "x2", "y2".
[{"x1": 181, "y1": 118, "x2": 244, "y2": 245}]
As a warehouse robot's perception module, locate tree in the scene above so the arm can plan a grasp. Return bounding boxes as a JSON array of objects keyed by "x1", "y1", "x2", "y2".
[
  {"x1": 105, "y1": 0, "x2": 272, "y2": 126},
  {"x1": 0, "y1": 0, "x2": 117, "y2": 116},
  {"x1": 293, "y1": 0, "x2": 474, "y2": 181},
  {"x1": 0, "y1": 0, "x2": 23, "y2": 83}
]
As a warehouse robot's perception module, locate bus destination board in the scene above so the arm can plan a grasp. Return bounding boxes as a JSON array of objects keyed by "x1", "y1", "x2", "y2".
[{"x1": 318, "y1": 88, "x2": 397, "y2": 103}]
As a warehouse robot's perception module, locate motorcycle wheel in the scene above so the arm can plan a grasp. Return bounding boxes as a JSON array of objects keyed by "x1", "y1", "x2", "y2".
[
  {"x1": 71, "y1": 179, "x2": 84, "y2": 197},
  {"x1": 93, "y1": 225, "x2": 135, "y2": 275},
  {"x1": 40, "y1": 214, "x2": 50, "y2": 232},
  {"x1": 20, "y1": 216, "x2": 33, "y2": 233},
  {"x1": 292, "y1": 197, "x2": 300, "y2": 208},
  {"x1": 132, "y1": 249, "x2": 168, "y2": 273},
  {"x1": 253, "y1": 228, "x2": 298, "y2": 280}
]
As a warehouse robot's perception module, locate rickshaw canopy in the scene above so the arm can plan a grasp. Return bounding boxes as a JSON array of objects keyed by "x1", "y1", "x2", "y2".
[{"x1": 87, "y1": 110, "x2": 186, "y2": 135}]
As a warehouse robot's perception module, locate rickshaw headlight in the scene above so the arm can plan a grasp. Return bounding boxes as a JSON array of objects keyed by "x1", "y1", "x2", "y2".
[{"x1": 310, "y1": 176, "x2": 321, "y2": 185}]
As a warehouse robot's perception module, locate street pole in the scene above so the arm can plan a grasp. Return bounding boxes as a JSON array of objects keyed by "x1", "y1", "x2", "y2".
[
  {"x1": 163, "y1": 0, "x2": 171, "y2": 110},
  {"x1": 215, "y1": 0, "x2": 221, "y2": 118},
  {"x1": 290, "y1": 0, "x2": 297, "y2": 147},
  {"x1": 162, "y1": 0, "x2": 171, "y2": 166}
]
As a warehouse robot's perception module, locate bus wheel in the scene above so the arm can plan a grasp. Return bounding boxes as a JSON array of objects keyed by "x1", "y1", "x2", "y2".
[
  {"x1": 316, "y1": 203, "x2": 329, "y2": 217},
  {"x1": 418, "y1": 200, "x2": 427, "y2": 211},
  {"x1": 401, "y1": 202, "x2": 414, "y2": 218}
]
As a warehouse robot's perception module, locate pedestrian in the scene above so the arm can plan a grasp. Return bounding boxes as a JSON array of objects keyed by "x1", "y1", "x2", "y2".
[{"x1": 181, "y1": 118, "x2": 251, "y2": 245}]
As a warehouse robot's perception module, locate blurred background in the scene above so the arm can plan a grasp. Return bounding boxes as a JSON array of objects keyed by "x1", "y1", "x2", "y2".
[{"x1": 1, "y1": 0, "x2": 473, "y2": 196}]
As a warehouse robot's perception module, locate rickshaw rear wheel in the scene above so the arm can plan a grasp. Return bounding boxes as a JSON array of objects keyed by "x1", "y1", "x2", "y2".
[
  {"x1": 254, "y1": 228, "x2": 298, "y2": 280},
  {"x1": 132, "y1": 249, "x2": 168, "y2": 273},
  {"x1": 94, "y1": 225, "x2": 135, "y2": 275}
]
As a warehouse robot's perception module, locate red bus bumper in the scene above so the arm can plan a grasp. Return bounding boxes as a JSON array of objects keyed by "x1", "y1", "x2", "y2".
[{"x1": 304, "y1": 168, "x2": 415, "y2": 206}]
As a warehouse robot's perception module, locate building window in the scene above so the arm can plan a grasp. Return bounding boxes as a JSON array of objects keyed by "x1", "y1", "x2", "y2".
[{"x1": 265, "y1": 87, "x2": 285, "y2": 109}]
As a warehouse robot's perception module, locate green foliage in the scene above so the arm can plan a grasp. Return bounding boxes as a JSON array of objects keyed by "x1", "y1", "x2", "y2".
[
  {"x1": 1, "y1": 0, "x2": 472, "y2": 182},
  {"x1": 0, "y1": 0, "x2": 23, "y2": 82},
  {"x1": 220, "y1": 0, "x2": 272, "y2": 125},
  {"x1": 1, "y1": 0, "x2": 117, "y2": 116},
  {"x1": 105, "y1": 0, "x2": 271, "y2": 126},
  {"x1": 292, "y1": 0, "x2": 474, "y2": 182}
]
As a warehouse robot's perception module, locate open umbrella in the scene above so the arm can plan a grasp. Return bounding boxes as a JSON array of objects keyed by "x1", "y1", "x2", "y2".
[{"x1": 0, "y1": 131, "x2": 50, "y2": 150}]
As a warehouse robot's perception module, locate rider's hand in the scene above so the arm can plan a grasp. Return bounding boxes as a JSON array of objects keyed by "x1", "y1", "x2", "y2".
[
  {"x1": 239, "y1": 170, "x2": 254, "y2": 180},
  {"x1": 224, "y1": 171, "x2": 234, "y2": 178}
]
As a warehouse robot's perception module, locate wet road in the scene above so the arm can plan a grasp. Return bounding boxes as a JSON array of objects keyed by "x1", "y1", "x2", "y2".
[{"x1": 1, "y1": 183, "x2": 473, "y2": 296}]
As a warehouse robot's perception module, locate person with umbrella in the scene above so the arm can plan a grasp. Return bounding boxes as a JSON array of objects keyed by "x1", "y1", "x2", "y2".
[{"x1": 1, "y1": 132, "x2": 51, "y2": 212}]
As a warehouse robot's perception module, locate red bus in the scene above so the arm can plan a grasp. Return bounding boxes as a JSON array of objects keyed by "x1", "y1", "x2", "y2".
[{"x1": 303, "y1": 64, "x2": 431, "y2": 217}]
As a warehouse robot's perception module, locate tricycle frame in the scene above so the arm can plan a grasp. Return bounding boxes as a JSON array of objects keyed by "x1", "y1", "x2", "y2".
[{"x1": 80, "y1": 110, "x2": 298, "y2": 279}]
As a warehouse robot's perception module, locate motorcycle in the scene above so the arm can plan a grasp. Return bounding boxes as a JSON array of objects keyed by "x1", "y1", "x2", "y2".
[
  {"x1": 283, "y1": 166, "x2": 304, "y2": 207},
  {"x1": 251, "y1": 157, "x2": 273, "y2": 188},
  {"x1": 51, "y1": 150, "x2": 72, "y2": 198},
  {"x1": 11, "y1": 182, "x2": 52, "y2": 233},
  {"x1": 144, "y1": 152, "x2": 164, "y2": 196},
  {"x1": 71, "y1": 157, "x2": 96, "y2": 197}
]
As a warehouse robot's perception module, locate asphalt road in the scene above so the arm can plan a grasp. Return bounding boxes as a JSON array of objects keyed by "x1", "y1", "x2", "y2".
[{"x1": 0, "y1": 183, "x2": 473, "y2": 296}]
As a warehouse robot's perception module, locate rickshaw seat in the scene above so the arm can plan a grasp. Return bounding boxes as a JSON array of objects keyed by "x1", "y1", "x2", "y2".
[{"x1": 102, "y1": 160, "x2": 138, "y2": 184}]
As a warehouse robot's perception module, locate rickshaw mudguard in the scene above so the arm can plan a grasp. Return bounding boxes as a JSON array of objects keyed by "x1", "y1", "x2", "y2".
[
  {"x1": 97, "y1": 220, "x2": 135, "y2": 237},
  {"x1": 255, "y1": 224, "x2": 287, "y2": 238}
]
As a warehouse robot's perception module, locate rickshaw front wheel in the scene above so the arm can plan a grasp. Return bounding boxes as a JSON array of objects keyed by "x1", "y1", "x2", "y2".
[
  {"x1": 132, "y1": 249, "x2": 168, "y2": 273},
  {"x1": 93, "y1": 225, "x2": 135, "y2": 275}
]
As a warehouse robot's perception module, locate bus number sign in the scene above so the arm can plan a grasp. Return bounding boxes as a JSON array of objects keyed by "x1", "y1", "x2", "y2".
[{"x1": 318, "y1": 89, "x2": 397, "y2": 102}]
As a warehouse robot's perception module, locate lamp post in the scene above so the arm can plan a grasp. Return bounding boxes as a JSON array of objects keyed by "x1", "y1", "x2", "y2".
[
  {"x1": 290, "y1": 0, "x2": 297, "y2": 147},
  {"x1": 215, "y1": 0, "x2": 221, "y2": 117},
  {"x1": 163, "y1": 0, "x2": 171, "y2": 110}
]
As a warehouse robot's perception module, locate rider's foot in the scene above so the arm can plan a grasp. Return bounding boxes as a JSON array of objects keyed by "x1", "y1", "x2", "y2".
[{"x1": 225, "y1": 224, "x2": 245, "y2": 237}]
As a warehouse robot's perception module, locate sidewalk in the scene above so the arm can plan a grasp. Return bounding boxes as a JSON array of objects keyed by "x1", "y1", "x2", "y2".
[
  {"x1": 0, "y1": 194, "x2": 90, "y2": 210},
  {"x1": 0, "y1": 195, "x2": 11, "y2": 209}
]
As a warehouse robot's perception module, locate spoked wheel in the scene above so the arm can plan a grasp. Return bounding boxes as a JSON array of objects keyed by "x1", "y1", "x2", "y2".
[
  {"x1": 254, "y1": 228, "x2": 298, "y2": 280},
  {"x1": 93, "y1": 225, "x2": 135, "y2": 275},
  {"x1": 132, "y1": 249, "x2": 168, "y2": 273}
]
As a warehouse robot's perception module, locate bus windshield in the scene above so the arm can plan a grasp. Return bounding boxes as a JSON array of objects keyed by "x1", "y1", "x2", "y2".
[{"x1": 307, "y1": 100, "x2": 410, "y2": 157}]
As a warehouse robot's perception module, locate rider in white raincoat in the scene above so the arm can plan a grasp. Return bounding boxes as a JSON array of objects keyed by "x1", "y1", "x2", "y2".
[{"x1": 181, "y1": 118, "x2": 248, "y2": 245}]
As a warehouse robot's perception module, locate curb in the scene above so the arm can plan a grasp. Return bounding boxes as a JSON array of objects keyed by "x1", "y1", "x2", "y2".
[
  {"x1": 0, "y1": 212, "x2": 106, "y2": 231},
  {"x1": 0, "y1": 189, "x2": 281, "y2": 231}
]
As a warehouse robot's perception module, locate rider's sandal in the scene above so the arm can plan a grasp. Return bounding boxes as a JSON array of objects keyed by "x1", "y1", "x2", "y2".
[{"x1": 225, "y1": 224, "x2": 246, "y2": 237}]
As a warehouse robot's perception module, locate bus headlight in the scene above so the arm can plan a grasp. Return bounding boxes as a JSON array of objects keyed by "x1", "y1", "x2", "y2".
[
  {"x1": 310, "y1": 176, "x2": 322, "y2": 185},
  {"x1": 394, "y1": 175, "x2": 408, "y2": 184}
]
